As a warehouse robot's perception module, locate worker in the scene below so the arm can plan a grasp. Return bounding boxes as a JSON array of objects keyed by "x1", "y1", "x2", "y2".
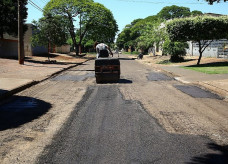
[{"x1": 94, "y1": 41, "x2": 113, "y2": 59}]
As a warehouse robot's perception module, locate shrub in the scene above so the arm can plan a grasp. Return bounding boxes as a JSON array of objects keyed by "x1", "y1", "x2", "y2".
[{"x1": 162, "y1": 38, "x2": 188, "y2": 62}]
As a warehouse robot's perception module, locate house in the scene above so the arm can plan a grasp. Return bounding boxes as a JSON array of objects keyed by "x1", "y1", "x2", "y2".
[
  {"x1": 0, "y1": 24, "x2": 70, "y2": 58},
  {"x1": 149, "y1": 14, "x2": 228, "y2": 58},
  {"x1": 186, "y1": 40, "x2": 228, "y2": 58},
  {"x1": 0, "y1": 24, "x2": 48, "y2": 58}
]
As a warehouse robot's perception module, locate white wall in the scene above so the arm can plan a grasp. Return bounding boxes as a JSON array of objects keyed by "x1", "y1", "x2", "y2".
[
  {"x1": 186, "y1": 39, "x2": 228, "y2": 58},
  {"x1": 56, "y1": 45, "x2": 70, "y2": 54}
]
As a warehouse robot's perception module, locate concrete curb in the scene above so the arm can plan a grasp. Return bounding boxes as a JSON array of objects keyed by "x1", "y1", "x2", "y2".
[
  {"x1": 198, "y1": 81, "x2": 228, "y2": 101},
  {"x1": 0, "y1": 80, "x2": 38, "y2": 101},
  {"x1": 0, "y1": 59, "x2": 90, "y2": 101}
]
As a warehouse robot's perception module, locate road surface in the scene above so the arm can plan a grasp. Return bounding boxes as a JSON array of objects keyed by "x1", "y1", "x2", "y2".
[{"x1": 0, "y1": 55, "x2": 227, "y2": 163}]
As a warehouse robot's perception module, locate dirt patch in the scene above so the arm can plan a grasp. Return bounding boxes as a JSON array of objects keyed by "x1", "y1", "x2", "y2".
[{"x1": 139, "y1": 55, "x2": 228, "y2": 67}]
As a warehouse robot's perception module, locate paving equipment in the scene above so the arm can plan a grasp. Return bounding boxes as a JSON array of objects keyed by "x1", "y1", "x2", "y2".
[{"x1": 95, "y1": 58, "x2": 120, "y2": 83}]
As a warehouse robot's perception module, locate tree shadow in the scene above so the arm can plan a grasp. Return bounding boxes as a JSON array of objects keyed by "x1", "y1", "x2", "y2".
[
  {"x1": 25, "y1": 58, "x2": 81, "y2": 65},
  {"x1": 118, "y1": 57, "x2": 136, "y2": 61},
  {"x1": 186, "y1": 62, "x2": 228, "y2": 67},
  {"x1": 0, "y1": 56, "x2": 18, "y2": 60},
  {"x1": 183, "y1": 59, "x2": 197, "y2": 62},
  {"x1": 0, "y1": 96, "x2": 51, "y2": 131},
  {"x1": 188, "y1": 143, "x2": 228, "y2": 164},
  {"x1": 0, "y1": 89, "x2": 8, "y2": 97}
]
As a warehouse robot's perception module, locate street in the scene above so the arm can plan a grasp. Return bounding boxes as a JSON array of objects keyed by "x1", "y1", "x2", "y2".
[{"x1": 0, "y1": 55, "x2": 228, "y2": 163}]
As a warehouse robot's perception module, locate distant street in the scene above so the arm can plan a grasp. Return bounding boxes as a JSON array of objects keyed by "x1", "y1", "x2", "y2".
[{"x1": 0, "y1": 55, "x2": 228, "y2": 163}]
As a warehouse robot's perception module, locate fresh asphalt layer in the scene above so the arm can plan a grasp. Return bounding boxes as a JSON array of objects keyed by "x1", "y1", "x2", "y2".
[{"x1": 37, "y1": 84, "x2": 227, "y2": 163}]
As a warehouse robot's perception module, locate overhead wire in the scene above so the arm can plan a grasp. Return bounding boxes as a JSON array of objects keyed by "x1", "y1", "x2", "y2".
[
  {"x1": 28, "y1": 0, "x2": 44, "y2": 12},
  {"x1": 28, "y1": 0, "x2": 67, "y2": 32},
  {"x1": 32, "y1": 0, "x2": 42, "y2": 7},
  {"x1": 40, "y1": 0, "x2": 48, "y2": 5},
  {"x1": 113, "y1": 0, "x2": 205, "y2": 4}
]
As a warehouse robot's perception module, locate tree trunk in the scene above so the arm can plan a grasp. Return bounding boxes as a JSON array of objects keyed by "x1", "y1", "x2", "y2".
[
  {"x1": 67, "y1": 14, "x2": 79, "y2": 56},
  {"x1": 79, "y1": 43, "x2": 82, "y2": 54},
  {"x1": 197, "y1": 41, "x2": 202, "y2": 65}
]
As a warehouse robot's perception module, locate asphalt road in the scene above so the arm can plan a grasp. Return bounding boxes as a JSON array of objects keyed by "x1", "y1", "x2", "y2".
[{"x1": 35, "y1": 55, "x2": 228, "y2": 164}]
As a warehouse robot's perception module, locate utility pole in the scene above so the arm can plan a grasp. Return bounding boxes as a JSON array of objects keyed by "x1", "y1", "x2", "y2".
[
  {"x1": 18, "y1": 0, "x2": 24, "y2": 64},
  {"x1": 79, "y1": 13, "x2": 82, "y2": 54}
]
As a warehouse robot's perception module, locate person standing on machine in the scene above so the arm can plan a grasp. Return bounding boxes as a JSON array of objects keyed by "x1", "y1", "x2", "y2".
[{"x1": 94, "y1": 41, "x2": 113, "y2": 59}]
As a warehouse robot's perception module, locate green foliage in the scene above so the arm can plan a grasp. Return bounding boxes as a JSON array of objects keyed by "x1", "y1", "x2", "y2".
[
  {"x1": 166, "y1": 15, "x2": 228, "y2": 64},
  {"x1": 116, "y1": 5, "x2": 202, "y2": 54},
  {"x1": 80, "y1": 2, "x2": 118, "y2": 43},
  {"x1": 83, "y1": 39, "x2": 94, "y2": 49},
  {"x1": 44, "y1": 0, "x2": 118, "y2": 55},
  {"x1": 0, "y1": 0, "x2": 28, "y2": 38},
  {"x1": 162, "y1": 38, "x2": 188, "y2": 62},
  {"x1": 166, "y1": 16, "x2": 228, "y2": 42},
  {"x1": 67, "y1": 38, "x2": 73, "y2": 46},
  {"x1": 32, "y1": 15, "x2": 69, "y2": 47},
  {"x1": 116, "y1": 26, "x2": 133, "y2": 50},
  {"x1": 157, "y1": 60, "x2": 172, "y2": 65},
  {"x1": 124, "y1": 51, "x2": 139, "y2": 55},
  {"x1": 191, "y1": 10, "x2": 203, "y2": 16},
  {"x1": 136, "y1": 21, "x2": 165, "y2": 50},
  {"x1": 183, "y1": 62, "x2": 228, "y2": 74},
  {"x1": 116, "y1": 16, "x2": 161, "y2": 51},
  {"x1": 157, "y1": 5, "x2": 191, "y2": 20}
]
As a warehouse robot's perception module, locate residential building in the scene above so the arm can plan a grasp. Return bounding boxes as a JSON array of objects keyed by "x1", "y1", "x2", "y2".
[{"x1": 186, "y1": 40, "x2": 228, "y2": 58}]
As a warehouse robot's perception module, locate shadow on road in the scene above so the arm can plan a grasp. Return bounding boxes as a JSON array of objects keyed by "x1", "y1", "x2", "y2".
[
  {"x1": 72, "y1": 69, "x2": 95, "y2": 72},
  {"x1": 186, "y1": 62, "x2": 228, "y2": 67},
  {"x1": 0, "y1": 89, "x2": 8, "y2": 97},
  {"x1": 188, "y1": 143, "x2": 228, "y2": 164},
  {"x1": 25, "y1": 59, "x2": 80, "y2": 66},
  {"x1": 118, "y1": 58, "x2": 136, "y2": 61},
  {"x1": 98, "y1": 79, "x2": 133, "y2": 84},
  {"x1": 0, "y1": 96, "x2": 51, "y2": 131},
  {"x1": 118, "y1": 79, "x2": 133, "y2": 84}
]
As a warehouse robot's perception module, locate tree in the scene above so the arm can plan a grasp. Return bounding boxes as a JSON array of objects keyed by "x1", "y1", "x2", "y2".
[
  {"x1": 116, "y1": 19, "x2": 141, "y2": 51},
  {"x1": 116, "y1": 18, "x2": 153, "y2": 52},
  {"x1": 0, "y1": 0, "x2": 28, "y2": 38},
  {"x1": 136, "y1": 21, "x2": 164, "y2": 54},
  {"x1": 44, "y1": 0, "x2": 117, "y2": 56},
  {"x1": 203, "y1": 0, "x2": 227, "y2": 5},
  {"x1": 162, "y1": 37, "x2": 188, "y2": 62},
  {"x1": 32, "y1": 15, "x2": 69, "y2": 48},
  {"x1": 116, "y1": 27, "x2": 132, "y2": 51},
  {"x1": 76, "y1": 2, "x2": 118, "y2": 53},
  {"x1": 191, "y1": 10, "x2": 203, "y2": 16},
  {"x1": 157, "y1": 5, "x2": 191, "y2": 20},
  {"x1": 166, "y1": 16, "x2": 228, "y2": 65}
]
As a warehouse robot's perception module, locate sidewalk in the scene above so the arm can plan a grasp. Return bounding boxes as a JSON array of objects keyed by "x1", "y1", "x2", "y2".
[
  {"x1": 160, "y1": 65, "x2": 228, "y2": 100},
  {"x1": 0, "y1": 53, "x2": 90, "y2": 100},
  {"x1": 139, "y1": 55, "x2": 228, "y2": 101}
]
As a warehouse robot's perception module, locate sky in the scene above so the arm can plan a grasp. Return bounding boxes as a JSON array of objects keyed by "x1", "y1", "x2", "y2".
[{"x1": 26, "y1": 0, "x2": 228, "y2": 33}]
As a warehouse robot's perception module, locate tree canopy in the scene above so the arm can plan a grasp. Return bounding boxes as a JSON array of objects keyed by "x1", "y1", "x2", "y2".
[
  {"x1": 157, "y1": 5, "x2": 191, "y2": 20},
  {"x1": 0, "y1": 0, "x2": 28, "y2": 38},
  {"x1": 116, "y1": 5, "x2": 202, "y2": 54},
  {"x1": 203, "y1": 0, "x2": 227, "y2": 5},
  {"x1": 166, "y1": 16, "x2": 228, "y2": 64},
  {"x1": 32, "y1": 15, "x2": 69, "y2": 47},
  {"x1": 44, "y1": 0, "x2": 118, "y2": 55}
]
